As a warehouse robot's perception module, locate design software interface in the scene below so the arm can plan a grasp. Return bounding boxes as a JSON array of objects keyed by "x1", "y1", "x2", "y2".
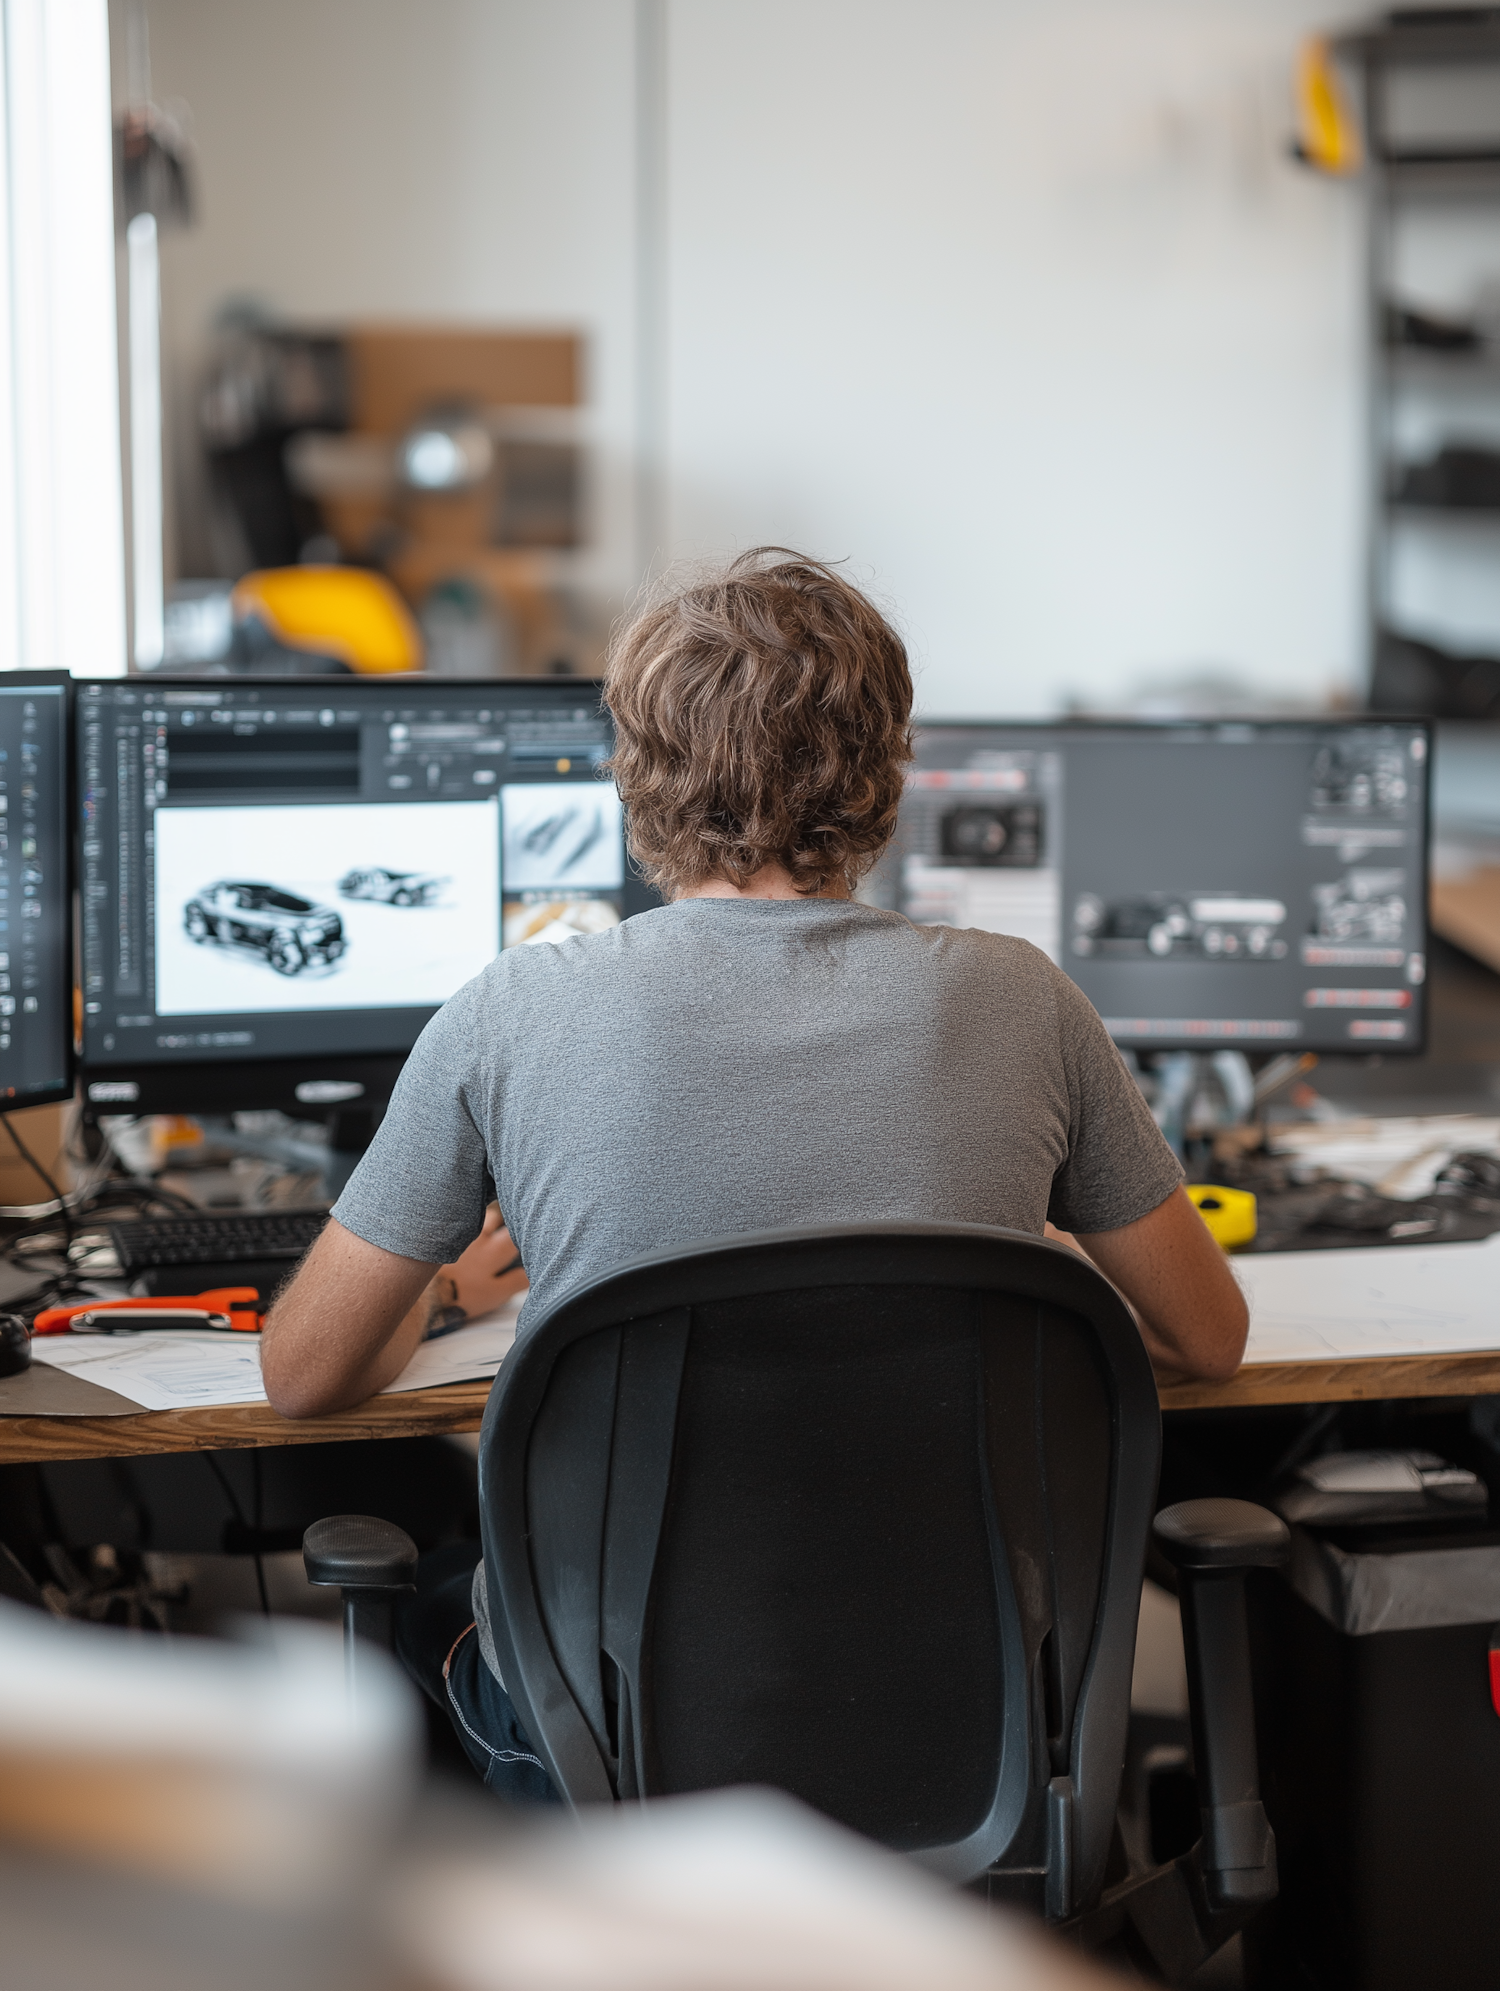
[
  {"x1": 872, "y1": 720, "x2": 1431, "y2": 1054},
  {"x1": 78, "y1": 678, "x2": 647, "y2": 1075},
  {"x1": 0, "y1": 677, "x2": 70, "y2": 1102}
]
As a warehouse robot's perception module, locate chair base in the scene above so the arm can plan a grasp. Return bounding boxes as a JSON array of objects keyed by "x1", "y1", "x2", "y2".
[{"x1": 1064, "y1": 1844, "x2": 1270, "y2": 1987}]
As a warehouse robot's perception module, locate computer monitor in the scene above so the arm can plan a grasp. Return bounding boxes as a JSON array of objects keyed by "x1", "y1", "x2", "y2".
[
  {"x1": 870, "y1": 718, "x2": 1432, "y2": 1056},
  {"x1": 77, "y1": 676, "x2": 655, "y2": 1113},
  {"x1": 0, "y1": 672, "x2": 73, "y2": 1108}
]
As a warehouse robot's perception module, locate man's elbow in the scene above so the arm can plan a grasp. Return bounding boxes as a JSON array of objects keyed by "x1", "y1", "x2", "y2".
[
  {"x1": 262, "y1": 1352, "x2": 341, "y2": 1421},
  {"x1": 1187, "y1": 1296, "x2": 1250, "y2": 1384}
]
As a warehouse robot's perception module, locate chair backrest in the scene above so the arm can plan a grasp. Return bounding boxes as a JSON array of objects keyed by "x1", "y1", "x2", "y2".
[{"x1": 477, "y1": 1224, "x2": 1159, "y2": 1904}]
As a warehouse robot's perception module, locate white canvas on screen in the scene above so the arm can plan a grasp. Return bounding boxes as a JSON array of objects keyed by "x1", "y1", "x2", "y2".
[
  {"x1": 153, "y1": 800, "x2": 500, "y2": 1016},
  {"x1": 501, "y1": 781, "x2": 624, "y2": 893}
]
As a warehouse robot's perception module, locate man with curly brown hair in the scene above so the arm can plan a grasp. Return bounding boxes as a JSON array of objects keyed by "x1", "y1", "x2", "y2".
[{"x1": 263, "y1": 549, "x2": 1245, "y2": 1797}]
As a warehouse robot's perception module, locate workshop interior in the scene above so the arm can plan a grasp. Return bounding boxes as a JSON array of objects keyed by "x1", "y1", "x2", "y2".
[{"x1": 2, "y1": 6, "x2": 1500, "y2": 1990}]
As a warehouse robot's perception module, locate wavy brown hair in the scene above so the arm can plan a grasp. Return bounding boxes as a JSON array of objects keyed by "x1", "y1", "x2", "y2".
[{"x1": 603, "y1": 549, "x2": 913, "y2": 898}]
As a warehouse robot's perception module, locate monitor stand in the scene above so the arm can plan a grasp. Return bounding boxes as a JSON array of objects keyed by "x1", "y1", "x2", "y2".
[
  {"x1": 322, "y1": 1106, "x2": 377, "y2": 1202},
  {"x1": 1149, "y1": 1050, "x2": 1257, "y2": 1161}
]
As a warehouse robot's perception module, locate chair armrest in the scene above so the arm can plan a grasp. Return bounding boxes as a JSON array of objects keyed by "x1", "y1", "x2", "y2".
[
  {"x1": 1151, "y1": 1500, "x2": 1289, "y2": 1915},
  {"x1": 1153, "y1": 1498, "x2": 1290, "y2": 1574},
  {"x1": 303, "y1": 1515, "x2": 418, "y2": 1653},
  {"x1": 303, "y1": 1514, "x2": 419, "y2": 1591}
]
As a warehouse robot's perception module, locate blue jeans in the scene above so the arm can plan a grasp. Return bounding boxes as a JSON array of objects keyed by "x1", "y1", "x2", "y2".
[{"x1": 394, "y1": 1541, "x2": 561, "y2": 1805}]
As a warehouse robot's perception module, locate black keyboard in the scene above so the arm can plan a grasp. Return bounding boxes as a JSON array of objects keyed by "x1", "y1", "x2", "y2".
[{"x1": 108, "y1": 1209, "x2": 330, "y2": 1279}]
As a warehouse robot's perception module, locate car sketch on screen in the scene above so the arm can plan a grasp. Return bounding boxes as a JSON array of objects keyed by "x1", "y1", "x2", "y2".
[
  {"x1": 1072, "y1": 892, "x2": 1288, "y2": 962},
  {"x1": 1309, "y1": 746, "x2": 1409, "y2": 814},
  {"x1": 1310, "y1": 870, "x2": 1406, "y2": 946},
  {"x1": 154, "y1": 800, "x2": 500, "y2": 1015},
  {"x1": 501, "y1": 781, "x2": 624, "y2": 893},
  {"x1": 184, "y1": 882, "x2": 346, "y2": 977},
  {"x1": 338, "y1": 866, "x2": 450, "y2": 907}
]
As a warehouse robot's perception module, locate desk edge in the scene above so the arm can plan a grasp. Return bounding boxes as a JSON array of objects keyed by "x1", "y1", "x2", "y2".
[
  {"x1": 0, "y1": 1380, "x2": 493, "y2": 1463},
  {"x1": 1162, "y1": 1349, "x2": 1500, "y2": 1411}
]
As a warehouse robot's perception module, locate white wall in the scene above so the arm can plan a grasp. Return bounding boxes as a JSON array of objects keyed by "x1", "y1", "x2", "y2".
[
  {"x1": 137, "y1": 0, "x2": 1366, "y2": 715},
  {"x1": 665, "y1": 0, "x2": 1364, "y2": 715}
]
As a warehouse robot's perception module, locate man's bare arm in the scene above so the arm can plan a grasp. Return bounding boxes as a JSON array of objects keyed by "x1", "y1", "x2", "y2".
[
  {"x1": 261, "y1": 1219, "x2": 438, "y2": 1418},
  {"x1": 1049, "y1": 1185, "x2": 1249, "y2": 1384},
  {"x1": 262, "y1": 1207, "x2": 531, "y2": 1418}
]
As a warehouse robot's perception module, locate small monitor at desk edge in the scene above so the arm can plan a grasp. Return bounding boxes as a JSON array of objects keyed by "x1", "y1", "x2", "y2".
[
  {"x1": 0, "y1": 673, "x2": 72, "y2": 1108},
  {"x1": 870, "y1": 717, "x2": 1432, "y2": 1058},
  {"x1": 77, "y1": 675, "x2": 654, "y2": 1114}
]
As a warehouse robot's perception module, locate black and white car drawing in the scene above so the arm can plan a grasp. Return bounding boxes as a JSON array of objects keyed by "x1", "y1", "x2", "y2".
[
  {"x1": 338, "y1": 866, "x2": 448, "y2": 907},
  {"x1": 183, "y1": 881, "x2": 346, "y2": 975}
]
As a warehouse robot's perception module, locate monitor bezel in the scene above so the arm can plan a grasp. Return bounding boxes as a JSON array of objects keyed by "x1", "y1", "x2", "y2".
[
  {"x1": 75, "y1": 671, "x2": 636, "y2": 1116},
  {"x1": 0, "y1": 670, "x2": 75, "y2": 1113},
  {"x1": 906, "y1": 713, "x2": 1435, "y2": 1059}
]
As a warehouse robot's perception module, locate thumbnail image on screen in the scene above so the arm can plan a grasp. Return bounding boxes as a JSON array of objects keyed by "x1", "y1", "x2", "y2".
[
  {"x1": 0, "y1": 676, "x2": 71, "y2": 1105},
  {"x1": 500, "y1": 778, "x2": 625, "y2": 946},
  {"x1": 870, "y1": 720, "x2": 1431, "y2": 1055},
  {"x1": 78, "y1": 678, "x2": 652, "y2": 1079}
]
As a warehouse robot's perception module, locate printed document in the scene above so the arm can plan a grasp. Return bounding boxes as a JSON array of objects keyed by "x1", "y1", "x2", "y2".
[{"x1": 31, "y1": 1298, "x2": 522, "y2": 1413}]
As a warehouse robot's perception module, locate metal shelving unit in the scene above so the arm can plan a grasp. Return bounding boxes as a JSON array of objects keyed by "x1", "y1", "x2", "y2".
[{"x1": 1334, "y1": 13, "x2": 1500, "y2": 719}]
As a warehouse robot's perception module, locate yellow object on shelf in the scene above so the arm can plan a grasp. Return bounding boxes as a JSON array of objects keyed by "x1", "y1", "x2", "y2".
[
  {"x1": 1295, "y1": 37, "x2": 1362, "y2": 175},
  {"x1": 232, "y1": 566, "x2": 422, "y2": 674},
  {"x1": 1185, "y1": 1183, "x2": 1258, "y2": 1251}
]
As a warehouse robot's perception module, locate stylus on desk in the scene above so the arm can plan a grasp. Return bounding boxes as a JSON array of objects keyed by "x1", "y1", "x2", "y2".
[{"x1": 69, "y1": 1308, "x2": 235, "y2": 1333}]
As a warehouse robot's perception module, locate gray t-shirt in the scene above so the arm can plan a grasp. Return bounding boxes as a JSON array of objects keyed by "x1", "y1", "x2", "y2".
[
  {"x1": 334, "y1": 896, "x2": 1182, "y2": 1684},
  {"x1": 335, "y1": 896, "x2": 1180, "y2": 1310}
]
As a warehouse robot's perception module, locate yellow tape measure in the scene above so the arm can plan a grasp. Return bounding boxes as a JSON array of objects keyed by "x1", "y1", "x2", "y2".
[{"x1": 1185, "y1": 1183, "x2": 1257, "y2": 1250}]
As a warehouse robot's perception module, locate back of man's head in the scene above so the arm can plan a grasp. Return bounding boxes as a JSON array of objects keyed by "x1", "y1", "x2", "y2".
[{"x1": 604, "y1": 549, "x2": 913, "y2": 899}]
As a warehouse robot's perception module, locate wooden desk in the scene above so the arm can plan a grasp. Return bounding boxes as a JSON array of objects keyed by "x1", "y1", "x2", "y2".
[
  {"x1": 3, "y1": 1345, "x2": 1498, "y2": 1464},
  {"x1": 0, "y1": 1380, "x2": 491, "y2": 1465},
  {"x1": 1161, "y1": 1347, "x2": 1500, "y2": 1412}
]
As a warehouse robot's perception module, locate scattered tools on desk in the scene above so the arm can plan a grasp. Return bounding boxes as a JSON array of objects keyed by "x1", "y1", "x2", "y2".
[
  {"x1": 31, "y1": 1287, "x2": 263, "y2": 1335},
  {"x1": 1193, "y1": 1125, "x2": 1500, "y2": 1254},
  {"x1": 1185, "y1": 1183, "x2": 1258, "y2": 1250}
]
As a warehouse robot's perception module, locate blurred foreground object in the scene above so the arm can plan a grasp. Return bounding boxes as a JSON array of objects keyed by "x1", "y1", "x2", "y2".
[
  {"x1": 232, "y1": 567, "x2": 423, "y2": 674},
  {"x1": 0, "y1": 1598, "x2": 418, "y2": 1991},
  {"x1": 0, "y1": 1595, "x2": 1112, "y2": 1991},
  {"x1": 401, "y1": 1789, "x2": 1111, "y2": 1991}
]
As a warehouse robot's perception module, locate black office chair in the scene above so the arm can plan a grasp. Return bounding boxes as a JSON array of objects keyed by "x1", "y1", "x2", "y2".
[{"x1": 306, "y1": 1223, "x2": 1287, "y2": 1982}]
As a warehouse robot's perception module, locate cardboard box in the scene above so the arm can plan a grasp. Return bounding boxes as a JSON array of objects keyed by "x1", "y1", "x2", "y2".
[{"x1": 0, "y1": 1103, "x2": 71, "y2": 1208}]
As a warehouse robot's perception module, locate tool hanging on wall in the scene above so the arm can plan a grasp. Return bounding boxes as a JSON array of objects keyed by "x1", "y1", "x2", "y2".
[{"x1": 1294, "y1": 37, "x2": 1362, "y2": 175}]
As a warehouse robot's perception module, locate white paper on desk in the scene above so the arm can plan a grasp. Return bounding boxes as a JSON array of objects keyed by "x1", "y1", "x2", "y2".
[
  {"x1": 1268, "y1": 1115, "x2": 1500, "y2": 1197},
  {"x1": 380, "y1": 1301, "x2": 521, "y2": 1394},
  {"x1": 31, "y1": 1331, "x2": 268, "y2": 1411},
  {"x1": 29, "y1": 1295, "x2": 523, "y2": 1412},
  {"x1": 1238, "y1": 1231, "x2": 1500, "y2": 1363}
]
